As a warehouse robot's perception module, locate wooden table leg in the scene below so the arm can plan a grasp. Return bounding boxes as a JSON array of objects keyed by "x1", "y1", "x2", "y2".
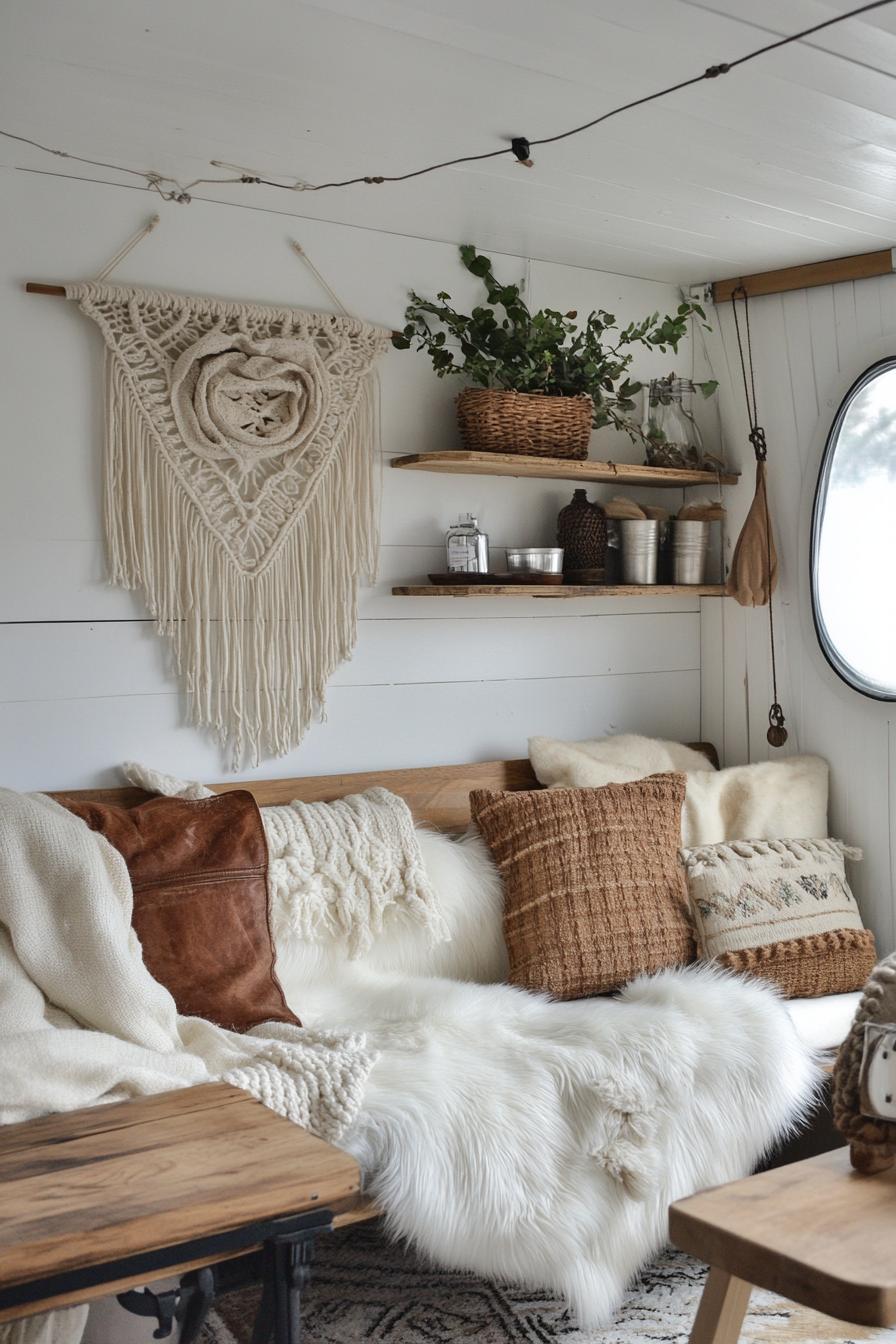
[{"x1": 689, "y1": 1268, "x2": 753, "y2": 1344}]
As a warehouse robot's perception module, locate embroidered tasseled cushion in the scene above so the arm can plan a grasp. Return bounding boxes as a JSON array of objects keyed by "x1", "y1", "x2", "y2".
[
  {"x1": 470, "y1": 774, "x2": 696, "y2": 999},
  {"x1": 58, "y1": 790, "x2": 300, "y2": 1033},
  {"x1": 679, "y1": 836, "x2": 877, "y2": 998}
]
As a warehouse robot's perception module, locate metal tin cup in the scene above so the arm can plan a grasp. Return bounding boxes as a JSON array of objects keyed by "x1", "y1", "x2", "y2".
[
  {"x1": 619, "y1": 519, "x2": 659, "y2": 584},
  {"x1": 672, "y1": 520, "x2": 710, "y2": 584}
]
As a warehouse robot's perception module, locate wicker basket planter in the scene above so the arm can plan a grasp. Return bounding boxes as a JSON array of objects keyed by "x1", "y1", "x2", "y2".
[{"x1": 455, "y1": 388, "x2": 593, "y2": 459}]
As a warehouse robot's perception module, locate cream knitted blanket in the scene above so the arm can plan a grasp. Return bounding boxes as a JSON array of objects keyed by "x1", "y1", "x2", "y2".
[{"x1": 0, "y1": 786, "x2": 376, "y2": 1131}]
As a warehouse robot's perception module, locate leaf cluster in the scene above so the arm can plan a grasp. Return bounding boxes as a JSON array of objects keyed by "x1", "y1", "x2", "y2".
[{"x1": 392, "y1": 245, "x2": 709, "y2": 436}]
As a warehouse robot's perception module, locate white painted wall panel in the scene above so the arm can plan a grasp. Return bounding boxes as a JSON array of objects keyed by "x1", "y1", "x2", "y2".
[
  {"x1": 0, "y1": 670, "x2": 701, "y2": 794},
  {"x1": 707, "y1": 272, "x2": 896, "y2": 954},
  {"x1": 0, "y1": 612, "x2": 698, "y2": 703}
]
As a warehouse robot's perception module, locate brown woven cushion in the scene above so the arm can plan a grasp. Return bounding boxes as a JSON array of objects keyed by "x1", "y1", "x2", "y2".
[
  {"x1": 715, "y1": 929, "x2": 877, "y2": 998},
  {"x1": 58, "y1": 791, "x2": 300, "y2": 1033},
  {"x1": 470, "y1": 774, "x2": 696, "y2": 999}
]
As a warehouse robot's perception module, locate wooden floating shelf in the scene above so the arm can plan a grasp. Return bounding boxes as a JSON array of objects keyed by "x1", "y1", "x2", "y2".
[
  {"x1": 390, "y1": 451, "x2": 739, "y2": 488},
  {"x1": 393, "y1": 584, "x2": 729, "y2": 599}
]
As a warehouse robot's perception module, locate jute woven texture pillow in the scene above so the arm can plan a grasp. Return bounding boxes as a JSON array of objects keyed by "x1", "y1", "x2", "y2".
[
  {"x1": 469, "y1": 774, "x2": 696, "y2": 999},
  {"x1": 679, "y1": 837, "x2": 877, "y2": 998}
]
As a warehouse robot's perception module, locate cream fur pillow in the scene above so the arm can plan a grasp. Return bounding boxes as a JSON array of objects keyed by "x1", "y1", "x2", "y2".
[
  {"x1": 528, "y1": 734, "x2": 829, "y2": 846},
  {"x1": 529, "y1": 734, "x2": 716, "y2": 788}
]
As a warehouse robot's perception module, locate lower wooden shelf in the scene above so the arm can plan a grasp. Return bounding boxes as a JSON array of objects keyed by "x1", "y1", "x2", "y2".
[{"x1": 392, "y1": 584, "x2": 728, "y2": 598}]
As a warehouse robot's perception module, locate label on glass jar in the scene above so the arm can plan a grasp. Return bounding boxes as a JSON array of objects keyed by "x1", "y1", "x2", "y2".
[{"x1": 447, "y1": 537, "x2": 476, "y2": 571}]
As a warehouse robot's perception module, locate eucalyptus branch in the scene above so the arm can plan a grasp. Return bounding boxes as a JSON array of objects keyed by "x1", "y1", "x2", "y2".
[{"x1": 393, "y1": 246, "x2": 708, "y2": 437}]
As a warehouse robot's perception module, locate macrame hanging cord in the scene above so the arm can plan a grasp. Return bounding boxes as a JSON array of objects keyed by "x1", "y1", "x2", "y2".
[{"x1": 728, "y1": 285, "x2": 788, "y2": 748}]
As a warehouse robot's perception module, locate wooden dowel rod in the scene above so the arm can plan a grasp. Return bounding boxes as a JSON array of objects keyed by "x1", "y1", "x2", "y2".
[
  {"x1": 25, "y1": 282, "x2": 402, "y2": 336},
  {"x1": 712, "y1": 248, "x2": 896, "y2": 303}
]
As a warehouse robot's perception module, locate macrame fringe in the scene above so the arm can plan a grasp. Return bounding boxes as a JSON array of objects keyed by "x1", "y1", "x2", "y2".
[
  {"x1": 104, "y1": 350, "x2": 379, "y2": 768},
  {"x1": 682, "y1": 837, "x2": 863, "y2": 872}
]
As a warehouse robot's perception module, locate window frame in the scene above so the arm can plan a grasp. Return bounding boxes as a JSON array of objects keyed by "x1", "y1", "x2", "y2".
[{"x1": 810, "y1": 355, "x2": 896, "y2": 702}]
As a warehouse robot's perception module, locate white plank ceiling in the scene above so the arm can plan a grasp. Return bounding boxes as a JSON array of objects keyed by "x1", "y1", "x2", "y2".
[{"x1": 2, "y1": 0, "x2": 896, "y2": 284}]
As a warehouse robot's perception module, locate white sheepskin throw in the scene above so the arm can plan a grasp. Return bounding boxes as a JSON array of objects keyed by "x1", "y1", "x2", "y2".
[
  {"x1": 66, "y1": 284, "x2": 390, "y2": 768},
  {"x1": 275, "y1": 954, "x2": 817, "y2": 1327},
  {"x1": 270, "y1": 819, "x2": 818, "y2": 1326},
  {"x1": 528, "y1": 734, "x2": 829, "y2": 846}
]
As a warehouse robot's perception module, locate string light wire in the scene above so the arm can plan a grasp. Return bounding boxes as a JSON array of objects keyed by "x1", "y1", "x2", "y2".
[{"x1": 2, "y1": 0, "x2": 894, "y2": 202}]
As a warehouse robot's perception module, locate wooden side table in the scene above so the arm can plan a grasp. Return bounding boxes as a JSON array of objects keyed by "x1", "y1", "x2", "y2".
[
  {"x1": 669, "y1": 1147, "x2": 896, "y2": 1344},
  {"x1": 0, "y1": 1083, "x2": 364, "y2": 1343}
]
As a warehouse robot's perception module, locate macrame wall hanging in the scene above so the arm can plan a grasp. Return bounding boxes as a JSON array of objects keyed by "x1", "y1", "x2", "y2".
[
  {"x1": 726, "y1": 285, "x2": 788, "y2": 748},
  {"x1": 65, "y1": 282, "x2": 390, "y2": 767}
]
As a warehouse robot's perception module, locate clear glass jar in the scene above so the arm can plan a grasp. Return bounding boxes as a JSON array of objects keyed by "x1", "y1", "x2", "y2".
[{"x1": 645, "y1": 377, "x2": 704, "y2": 470}]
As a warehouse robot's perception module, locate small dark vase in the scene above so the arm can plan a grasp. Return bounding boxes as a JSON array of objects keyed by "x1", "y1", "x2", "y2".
[{"x1": 557, "y1": 489, "x2": 606, "y2": 573}]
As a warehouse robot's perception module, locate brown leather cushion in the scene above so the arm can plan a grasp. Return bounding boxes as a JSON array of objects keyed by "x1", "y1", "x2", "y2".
[
  {"x1": 470, "y1": 774, "x2": 696, "y2": 999},
  {"x1": 59, "y1": 791, "x2": 300, "y2": 1033}
]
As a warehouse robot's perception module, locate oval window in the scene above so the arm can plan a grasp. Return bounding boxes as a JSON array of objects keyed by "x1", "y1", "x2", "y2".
[{"x1": 812, "y1": 357, "x2": 896, "y2": 698}]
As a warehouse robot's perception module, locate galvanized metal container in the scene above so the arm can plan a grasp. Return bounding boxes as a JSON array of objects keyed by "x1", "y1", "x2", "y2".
[
  {"x1": 619, "y1": 519, "x2": 659, "y2": 585},
  {"x1": 672, "y1": 520, "x2": 710, "y2": 585},
  {"x1": 505, "y1": 547, "x2": 564, "y2": 574}
]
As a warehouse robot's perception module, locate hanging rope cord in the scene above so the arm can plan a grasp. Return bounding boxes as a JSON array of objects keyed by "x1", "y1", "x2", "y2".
[
  {"x1": 730, "y1": 285, "x2": 788, "y2": 748},
  {"x1": 3, "y1": 0, "x2": 893, "y2": 201}
]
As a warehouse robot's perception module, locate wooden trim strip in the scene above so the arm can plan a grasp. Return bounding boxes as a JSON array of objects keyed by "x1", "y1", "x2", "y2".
[{"x1": 712, "y1": 249, "x2": 896, "y2": 303}]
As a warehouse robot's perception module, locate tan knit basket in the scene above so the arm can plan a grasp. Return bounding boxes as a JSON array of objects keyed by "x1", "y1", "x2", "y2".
[{"x1": 455, "y1": 388, "x2": 593, "y2": 459}]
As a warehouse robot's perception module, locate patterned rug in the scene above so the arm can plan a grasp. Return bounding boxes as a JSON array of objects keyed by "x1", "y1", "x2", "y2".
[{"x1": 199, "y1": 1220, "x2": 896, "y2": 1344}]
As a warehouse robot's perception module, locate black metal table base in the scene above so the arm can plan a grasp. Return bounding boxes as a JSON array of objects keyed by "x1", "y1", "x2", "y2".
[{"x1": 0, "y1": 1209, "x2": 335, "y2": 1344}]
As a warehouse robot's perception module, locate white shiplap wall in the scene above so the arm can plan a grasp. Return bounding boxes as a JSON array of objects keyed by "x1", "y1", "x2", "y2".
[
  {"x1": 701, "y1": 274, "x2": 896, "y2": 957},
  {"x1": 0, "y1": 167, "x2": 710, "y2": 791}
]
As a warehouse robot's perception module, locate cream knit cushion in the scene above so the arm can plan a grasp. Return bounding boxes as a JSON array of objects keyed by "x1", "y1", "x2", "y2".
[{"x1": 680, "y1": 837, "x2": 877, "y2": 998}]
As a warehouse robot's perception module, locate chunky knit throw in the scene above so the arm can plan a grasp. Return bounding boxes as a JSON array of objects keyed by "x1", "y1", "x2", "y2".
[
  {"x1": 64, "y1": 283, "x2": 390, "y2": 767},
  {"x1": 832, "y1": 949, "x2": 896, "y2": 1172},
  {"x1": 264, "y1": 788, "x2": 450, "y2": 958}
]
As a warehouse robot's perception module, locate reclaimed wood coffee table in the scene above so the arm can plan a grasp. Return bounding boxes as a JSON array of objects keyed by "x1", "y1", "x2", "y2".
[
  {"x1": 0, "y1": 1082, "x2": 366, "y2": 1343},
  {"x1": 669, "y1": 1147, "x2": 896, "y2": 1344}
]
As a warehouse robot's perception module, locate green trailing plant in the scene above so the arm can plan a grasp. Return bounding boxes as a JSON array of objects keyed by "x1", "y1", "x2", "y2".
[{"x1": 392, "y1": 245, "x2": 713, "y2": 440}]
